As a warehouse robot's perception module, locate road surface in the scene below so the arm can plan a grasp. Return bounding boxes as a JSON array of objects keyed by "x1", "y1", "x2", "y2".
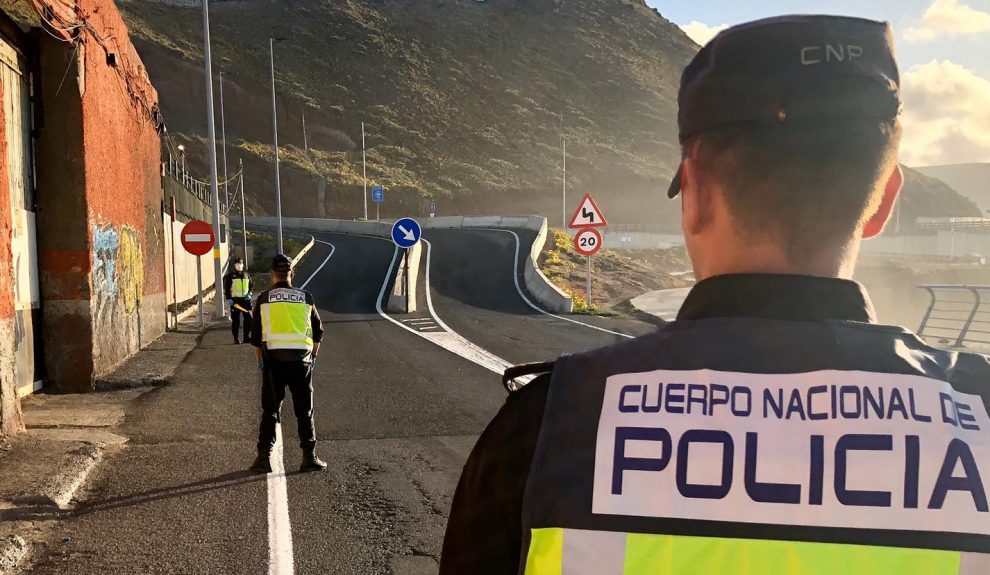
[{"x1": 21, "y1": 228, "x2": 655, "y2": 574}]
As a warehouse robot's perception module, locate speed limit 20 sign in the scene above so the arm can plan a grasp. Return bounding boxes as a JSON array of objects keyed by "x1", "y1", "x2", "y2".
[{"x1": 573, "y1": 227, "x2": 602, "y2": 257}]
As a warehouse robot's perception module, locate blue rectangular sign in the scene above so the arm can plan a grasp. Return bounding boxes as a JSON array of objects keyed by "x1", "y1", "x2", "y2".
[{"x1": 372, "y1": 185, "x2": 384, "y2": 203}]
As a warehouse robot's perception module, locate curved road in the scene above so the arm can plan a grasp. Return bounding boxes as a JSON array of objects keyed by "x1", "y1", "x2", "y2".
[{"x1": 424, "y1": 228, "x2": 656, "y2": 364}]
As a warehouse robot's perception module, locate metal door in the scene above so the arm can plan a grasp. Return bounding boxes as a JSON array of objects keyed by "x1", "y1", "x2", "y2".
[{"x1": 0, "y1": 36, "x2": 41, "y2": 397}]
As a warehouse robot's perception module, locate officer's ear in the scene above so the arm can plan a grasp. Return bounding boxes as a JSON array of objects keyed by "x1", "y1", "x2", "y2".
[
  {"x1": 862, "y1": 164, "x2": 903, "y2": 239},
  {"x1": 680, "y1": 139, "x2": 715, "y2": 237}
]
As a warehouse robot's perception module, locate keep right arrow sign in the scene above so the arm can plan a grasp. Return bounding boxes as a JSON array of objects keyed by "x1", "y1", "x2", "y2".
[{"x1": 568, "y1": 193, "x2": 608, "y2": 229}]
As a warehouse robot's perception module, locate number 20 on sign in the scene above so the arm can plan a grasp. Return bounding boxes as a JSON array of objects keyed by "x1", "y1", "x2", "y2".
[{"x1": 574, "y1": 227, "x2": 602, "y2": 257}]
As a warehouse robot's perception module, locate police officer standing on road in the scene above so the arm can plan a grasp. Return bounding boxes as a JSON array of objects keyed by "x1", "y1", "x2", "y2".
[
  {"x1": 249, "y1": 254, "x2": 327, "y2": 474},
  {"x1": 223, "y1": 257, "x2": 253, "y2": 344},
  {"x1": 441, "y1": 16, "x2": 990, "y2": 574}
]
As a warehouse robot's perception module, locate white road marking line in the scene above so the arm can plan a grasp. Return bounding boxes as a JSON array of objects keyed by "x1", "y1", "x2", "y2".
[
  {"x1": 299, "y1": 241, "x2": 337, "y2": 289},
  {"x1": 264, "y1": 238, "x2": 335, "y2": 575},
  {"x1": 486, "y1": 229, "x2": 634, "y2": 339},
  {"x1": 374, "y1": 241, "x2": 519, "y2": 377},
  {"x1": 267, "y1": 432, "x2": 293, "y2": 575}
]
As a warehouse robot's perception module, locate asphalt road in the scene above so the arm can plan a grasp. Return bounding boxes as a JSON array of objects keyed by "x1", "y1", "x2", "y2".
[
  {"x1": 21, "y1": 227, "x2": 655, "y2": 574},
  {"x1": 424, "y1": 228, "x2": 656, "y2": 364}
]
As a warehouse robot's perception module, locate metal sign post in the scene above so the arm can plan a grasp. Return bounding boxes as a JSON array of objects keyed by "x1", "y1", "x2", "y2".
[
  {"x1": 586, "y1": 255, "x2": 592, "y2": 305},
  {"x1": 196, "y1": 255, "x2": 204, "y2": 327},
  {"x1": 569, "y1": 197, "x2": 606, "y2": 310},
  {"x1": 181, "y1": 220, "x2": 217, "y2": 328}
]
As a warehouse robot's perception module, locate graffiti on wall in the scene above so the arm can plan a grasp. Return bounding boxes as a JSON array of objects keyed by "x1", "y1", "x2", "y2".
[{"x1": 92, "y1": 223, "x2": 143, "y2": 323}]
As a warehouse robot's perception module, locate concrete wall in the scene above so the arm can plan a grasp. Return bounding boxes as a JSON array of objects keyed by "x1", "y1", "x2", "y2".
[
  {"x1": 162, "y1": 176, "x2": 230, "y2": 323},
  {"x1": 33, "y1": 0, "x2": 166, "y2": 392},
  {"x1": 232, "y1": 215, "x2": 574, "y2": 313}
]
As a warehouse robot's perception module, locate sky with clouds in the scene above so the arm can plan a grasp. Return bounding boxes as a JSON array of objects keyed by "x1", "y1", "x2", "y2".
[{"x1": 648, "y1": 0, "x2": 990, "y2": 167}]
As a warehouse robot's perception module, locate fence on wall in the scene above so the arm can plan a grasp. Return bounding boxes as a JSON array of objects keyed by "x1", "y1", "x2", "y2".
[{"x1": 917, "y1": 285, "x2": 990, "y2": 348}]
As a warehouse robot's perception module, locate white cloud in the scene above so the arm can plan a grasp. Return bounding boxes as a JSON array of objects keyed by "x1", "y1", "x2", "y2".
[
  {"x1": 679, "y1": 21, "x2": 728, "y2": 46},
  {"x1": 904, "y1": 0, "x2": 990, "y2": 42},
  {"x1": 901, "y1": 60, "x2": 990, "y2": 165}
]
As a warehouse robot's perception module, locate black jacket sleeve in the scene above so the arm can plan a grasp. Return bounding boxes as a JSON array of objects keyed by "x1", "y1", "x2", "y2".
[
  {"x1": 250, "y1": 292, "x2": 265, "y2": 348},
  {"x1": 308, "y1": 292, "x2": 325, "y2": 344},
  {"x1": 223, "y1": 274, "x2": 232, "y2": 299},
  {"x1": 438, "y1": 375, "x2": 551, "y2": 575}
]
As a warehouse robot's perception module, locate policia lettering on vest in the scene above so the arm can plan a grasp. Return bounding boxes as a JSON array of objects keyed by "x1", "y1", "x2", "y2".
[
  {"x1": 249, "y1": 254, "x2": 327, "y2": 474},
  {"x1": 439, "y1": 16, "x2": 990, "y2": 575}
]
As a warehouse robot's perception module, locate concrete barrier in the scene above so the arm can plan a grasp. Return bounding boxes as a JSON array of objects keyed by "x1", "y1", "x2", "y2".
[
  {"x1": 387, "y1": 242, "x2": 423, "y2": 314},
  {"x1": 230, "y1": 215, "x2": 573, "y2": 313}
]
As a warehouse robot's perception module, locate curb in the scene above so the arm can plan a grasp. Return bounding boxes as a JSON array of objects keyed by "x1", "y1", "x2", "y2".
[
  {"x1": 0, "y1": 535, "x2": 27, "y2": 574},
  {"x1": 38, "y1": 443, "x2": 104, "y2": 509},
  {"x1": 291, "y1": 234, "x2": 316, "y2": 266}
]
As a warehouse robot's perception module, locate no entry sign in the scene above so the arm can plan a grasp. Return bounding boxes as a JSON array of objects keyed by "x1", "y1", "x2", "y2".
[
  {"x1": 181, "y1": 220, "x2": 215, "y2": 256},
  {"x1": 573, "y1": 227, "x2": 603, "y2": 257}
]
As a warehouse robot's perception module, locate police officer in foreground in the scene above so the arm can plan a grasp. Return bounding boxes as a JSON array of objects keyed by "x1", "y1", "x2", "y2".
[
  {"x1": 223, "y1": 257, "x2": 253, "y2": 344},
  {"x1": 441, "y1": 16, "x2": 990, "y2": 575},
  {"x1": 249, "y1": 254, "x2": 327, "y2": 474}
]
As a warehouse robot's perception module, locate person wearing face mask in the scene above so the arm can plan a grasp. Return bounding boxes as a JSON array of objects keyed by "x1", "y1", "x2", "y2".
[{"x1": 223, "y1": 257, "x2": 253, "y2": 344}]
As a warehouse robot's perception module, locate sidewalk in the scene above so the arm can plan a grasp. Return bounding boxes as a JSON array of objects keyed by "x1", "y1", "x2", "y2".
[
  {"x1": 0, "y1": 319, "x2": 217, "y2": 574},
  {"x1": 629, "y1": 287, "x2": 692, "y2": 322}
]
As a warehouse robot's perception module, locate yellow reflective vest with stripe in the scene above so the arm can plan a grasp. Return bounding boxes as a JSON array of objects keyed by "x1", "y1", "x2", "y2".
[
  {"x1": 520, "y1": 319, "x2": 990, "y2": 575},
  {"x1": 231, "y1": 278, "x2": 250, "y2": 298},
  {"x1": 255, "y1": 285, "x2": 322, "y2": 362}
]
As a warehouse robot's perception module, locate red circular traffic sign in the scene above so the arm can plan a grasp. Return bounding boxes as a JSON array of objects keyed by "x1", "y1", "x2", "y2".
[
  {"x1": 181, "y1": 219, "x2": 215, "y2": 256},
  {"x1": 573, "y1": 227, "x2": 603, "y2": 257}
]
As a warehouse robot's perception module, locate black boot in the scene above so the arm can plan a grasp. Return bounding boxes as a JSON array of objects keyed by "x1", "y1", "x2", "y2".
[
  {"x1": 299, "y1": 450, "x2": 327, "y2": 473},
  {"x1": 250, "y1": 452, "x2": 272, "y2": 474}
]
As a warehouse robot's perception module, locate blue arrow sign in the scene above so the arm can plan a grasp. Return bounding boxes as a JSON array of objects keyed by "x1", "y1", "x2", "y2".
[
  {"x1": 372, "y1": 185, "x2": 384, "y2": 203},
  {"x1": 391, "y1": 217, "x2": 422, "y2": 248}
]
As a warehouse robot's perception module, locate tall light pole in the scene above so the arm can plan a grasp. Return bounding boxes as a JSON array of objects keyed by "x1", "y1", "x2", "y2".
[
  {"x1": 362, "y1": 121, "x2": 368, "y2": 220},
  {"x1": 270, "y1": 37, "x2": 285, "y2": 253},
  {"x1": 562, "y1": 137, "x2": 567, "y2": 228},
  {"x1": 202, "y1": 0, "x2": 224, "y2": 319},
  {"x1": 239, "y1": 158, "x2": 248, "y2": 269},
  {"x1": 219, "y1": 70, "x2": 231, "y2": 211}
]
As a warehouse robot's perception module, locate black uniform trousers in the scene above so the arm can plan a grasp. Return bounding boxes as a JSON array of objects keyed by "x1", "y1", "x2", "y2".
[
  {"x1": 231, "y1": 298, "x2": 252, "y2": 342},
  {"x1": 257, "y1": 360, "x2": 317, "y2": 454}
]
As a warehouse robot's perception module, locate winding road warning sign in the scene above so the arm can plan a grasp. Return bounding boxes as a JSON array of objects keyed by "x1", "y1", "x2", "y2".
[{"x1": 568, "y1": 193, "x2": 607, "y2": 229}]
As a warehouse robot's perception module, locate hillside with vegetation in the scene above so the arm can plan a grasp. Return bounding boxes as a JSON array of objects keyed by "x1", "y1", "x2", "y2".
[
  {"x1": 0, "y1": 0, "x2": 970, "y2": 227},
  {"x1": 114, "y1": 0, "x2": 696, "y2": 224}
]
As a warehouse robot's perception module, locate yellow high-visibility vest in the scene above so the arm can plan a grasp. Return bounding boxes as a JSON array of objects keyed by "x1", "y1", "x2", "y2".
[
  {"x1": 260, "y1": 301, "x2": 313, "y2": 351},
  {"x1": 525, "y1": 528, "x2": 988, "y2": 574},
  {"x1": 231, "y1": 278, "x2": 250, "y2": 298}
]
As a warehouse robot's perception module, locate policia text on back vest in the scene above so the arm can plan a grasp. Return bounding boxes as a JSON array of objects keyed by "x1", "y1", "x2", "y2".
[{"x1": 520, "y1": 279, "x2": 990, "y2": 574}]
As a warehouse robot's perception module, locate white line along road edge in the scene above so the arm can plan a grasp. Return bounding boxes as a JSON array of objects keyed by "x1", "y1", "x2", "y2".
[
  {"x1": 374, "y1": 239, "x2": 518, "y2": 376},
  {"x1": 266, "y1": 238, "x2": 335, "y2": 575},
  {"x1": 487, "y1": 229, "x2": 633, "y2": 339}
]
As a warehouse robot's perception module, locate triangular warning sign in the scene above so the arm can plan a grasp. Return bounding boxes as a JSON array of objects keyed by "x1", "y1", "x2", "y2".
[{"x1": 568, "y1": 193, "x2": 607, "y2": 229}]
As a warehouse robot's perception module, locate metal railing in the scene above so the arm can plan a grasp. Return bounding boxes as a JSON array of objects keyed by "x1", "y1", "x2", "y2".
[
  {"x1": 917, "y1": 285, "x2": 990, "y2": 347},
  {"x1": 165, "y1": 151, "x2": 215, "y2": 208}
]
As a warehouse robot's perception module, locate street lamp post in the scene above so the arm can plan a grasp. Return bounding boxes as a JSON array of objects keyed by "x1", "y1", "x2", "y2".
[
  {"x1": 362, "y1": 121, "x2": 368, "y2": 221},
  {"x1": 177, "y1": 144, "x2": 186, "y2": 180},
  {"x1": 219, "y1": 70, "x2": 231, "y2": 211},
  {"x1": 202, "y1": 0, "x2": 225, "y2": 319},
  {"x1": 270, "y1": 37, "x2": 285, "y2": 253}
]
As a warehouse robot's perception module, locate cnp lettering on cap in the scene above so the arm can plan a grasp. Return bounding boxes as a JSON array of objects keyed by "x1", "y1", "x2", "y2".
[
  {"x1": 593, "y1": 369, "x2": 990, "y2": 536},
  {"x1": 800, "y1": 44, "x2": 864, "y2": 66}
]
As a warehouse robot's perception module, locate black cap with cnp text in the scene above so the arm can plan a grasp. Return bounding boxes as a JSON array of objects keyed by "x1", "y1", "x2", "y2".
[
  {"x1": 271, "y1": 254, "x2": 292, "y2": 273},
  {"x1": 667, "y1": 15, "x2": 902, "y2": 198}
]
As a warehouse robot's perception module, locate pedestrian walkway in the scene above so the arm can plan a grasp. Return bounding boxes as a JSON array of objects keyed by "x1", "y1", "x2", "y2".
[{"x1": 629, "y1": 287, "x2": 692, "y2": 322}]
